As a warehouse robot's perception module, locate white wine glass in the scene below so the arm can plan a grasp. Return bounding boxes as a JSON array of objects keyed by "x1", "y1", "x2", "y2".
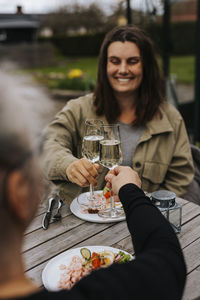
[
  {"x1": 98, "y1": 124, "x2": 124, "y2": 218},
  {"x1": 82, "y1": 119, "x2": 104, "y2": 202}
]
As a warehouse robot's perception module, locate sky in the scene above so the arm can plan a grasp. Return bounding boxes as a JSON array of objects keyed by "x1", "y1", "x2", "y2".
[{"x1": 0, "y1": 0, "x2": 163, "y2": 14}]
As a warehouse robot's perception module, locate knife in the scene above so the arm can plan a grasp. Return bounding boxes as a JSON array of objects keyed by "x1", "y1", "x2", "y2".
[{"x1": 42, "y1": 197, "x2": 57, "y2": 230}]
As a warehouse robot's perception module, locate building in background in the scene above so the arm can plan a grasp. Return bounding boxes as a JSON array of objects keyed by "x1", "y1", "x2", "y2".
[
  {"x1": 0, "y1": 6, "x2": 57, "y2": 68},
  {"x1": 0, "y1": 6, "x2": 40, "y2": 44},
  {"x1": 171, "y1": 0, "x2": 197, "y2": 22}
]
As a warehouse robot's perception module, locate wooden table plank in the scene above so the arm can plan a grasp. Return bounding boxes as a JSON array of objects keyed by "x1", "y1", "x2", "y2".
[
  {"x1": 183, "y1": 237, "x2": 200, "y2": 273},
  {"x1": 25, "y1": 204, "x2": 71, "y2": 234},
  {"x1": 34, "y1": 202, "x2": 48, "y2": 217},
  {"x1": 181, "y1": 201, "x2": 200, "y2": 225},
  {"x1": 182, "y1": 267, "x2": 200, "y2": 300},
  {"x1": 23, "y1": 196, "x2": 200, "y2": 299},
  {"x1": 23, "y1": 222, "x2": 115, "y2": 271},
  {"x1": 26, "y1": 263, "x2": 46, "y2": 287},
  {"x1": 176, "y1": 197, "x2": 188, "y2": 206},
  {"x1": 73, "y1": 221, "x2": 129, "y2": 248},
  {"x1": 179, "y1": 215, "x2": 200, "y2": 249},
  {"x1": 112, "y1": 236, "x2": 134, "y2": 255},
  {"x1": 25, "y1": 221, "x2": 129, "y2": 287},
  {"x1": 23, "y1": 214, "x2": 85, "y2": 251},
  {"x1": 113, "y1": 201, "x2": 200, "y2": 254}
]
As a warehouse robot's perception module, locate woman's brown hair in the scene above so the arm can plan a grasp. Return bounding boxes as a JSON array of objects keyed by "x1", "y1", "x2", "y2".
[{"x1": 94, "y1": 25, "x2": 165, "y2": 125}]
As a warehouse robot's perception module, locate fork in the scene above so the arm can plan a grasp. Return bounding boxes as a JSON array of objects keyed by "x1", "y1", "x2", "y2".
[{"x1": 52, "y1": 199, "x2": 63, "y2": 221}]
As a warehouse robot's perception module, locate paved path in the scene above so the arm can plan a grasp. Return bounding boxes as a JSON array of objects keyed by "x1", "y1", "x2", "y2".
[
  {"x1": 48, "y1": 84, "x2": 194, "y2": 116},
  {"x1": 49, "y1": 83, "x2": 195, "y2": 108},
  {"x1": 177, "y1": 84, "x2": 194, "y2": 104}
]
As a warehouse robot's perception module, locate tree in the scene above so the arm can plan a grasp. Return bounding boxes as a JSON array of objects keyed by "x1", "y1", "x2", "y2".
[{"x1": 40, "y1": 3, "x2": 108, "y2": 36}]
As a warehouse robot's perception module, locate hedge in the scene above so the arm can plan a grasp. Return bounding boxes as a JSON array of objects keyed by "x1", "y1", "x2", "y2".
[
  {"x1": 39, "y1": 21, "x2": 196, "y2": 56},
  {"x1": 146, "y1": 21, "x2": 196, "y2": 55},
  {"x1": 39, "y1": 32, "x2": 105, "y2": 56}
]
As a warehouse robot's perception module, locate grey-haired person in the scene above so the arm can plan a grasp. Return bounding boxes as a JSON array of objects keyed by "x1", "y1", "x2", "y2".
[{"x1": 0, "y1": 69, "x2": 186, "y2": 298}]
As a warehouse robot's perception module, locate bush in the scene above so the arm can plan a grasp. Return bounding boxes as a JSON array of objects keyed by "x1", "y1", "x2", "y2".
[
  {"x1": 35, "y1": 68, "x2": 95, "y2": 91},
  {"x1": 39, "y1": 32, "x2": 105, "y2": 57},
  {"x1": 49, "y1": 77, "x2": 95, "y2": 91},
  {"x1": 39, "y1": 22, "x2": 196, "y2": 57},
  {"x1": 170, "y1": 22, "x2": 196, "y2": 55},
  {"x1": 145, "y1": 21, "x2": 196, "y2": 56}
]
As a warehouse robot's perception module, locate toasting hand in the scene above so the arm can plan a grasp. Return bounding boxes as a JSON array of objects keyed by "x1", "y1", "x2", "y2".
[{"x1": 105, "y1": 166, "x2": 141, "y2": 195}]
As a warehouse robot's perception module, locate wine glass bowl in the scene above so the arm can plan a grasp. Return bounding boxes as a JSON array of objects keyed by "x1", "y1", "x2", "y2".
[
  {"x1": 82, "y1": 119, "x2": 104, "y2": 203},
  {"x1": 99, "y1": 139, "x2": 122, "y2": 170},
  {"x1": 82, "y1": 135, "x2": 104, "y2": 163},
  {"x1": 82, "y1": 119, "x2": 104, "y2": 163},
  {"x1": 98, "y1": 124, "x2": 124, "y2": 218}
]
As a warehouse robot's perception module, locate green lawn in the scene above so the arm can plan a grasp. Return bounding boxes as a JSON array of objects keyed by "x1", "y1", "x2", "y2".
[
  {"x1": 32, "y1": 57, "x2": 98, "y2": 79},
  {"x1": 25, "y1": 55, "x2": 195, "y2": 90},
  {"x1": 26, "y1": 57, "x2": 98, "y2": 90},
  {"x1": 170, "y1": 56, "x2": 195, "y2": 84}
]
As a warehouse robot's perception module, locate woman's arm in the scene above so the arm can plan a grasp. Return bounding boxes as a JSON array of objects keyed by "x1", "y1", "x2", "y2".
[
  {"x1": 162, "y1": 118, "x2": 194, "y2": 196},
  {"x1": 68, "y1": 169, "x2": 186, "y2": 300},
  {"x1": 43, "y1": 100, "x2": 82, "y2": 181},
  {"x1": 42, "y1": 96, "x2": 100, "y2": 187}
]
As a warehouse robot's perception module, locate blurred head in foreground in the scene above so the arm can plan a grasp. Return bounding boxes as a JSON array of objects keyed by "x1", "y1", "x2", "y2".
[{"x1": 0, "y1": 68, "x2": 51, "y2": 296}]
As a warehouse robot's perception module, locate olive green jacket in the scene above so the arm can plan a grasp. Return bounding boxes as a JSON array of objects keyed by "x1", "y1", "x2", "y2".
[{"x1": 43, "y1": 93, "x2": 194, "y2": 204}]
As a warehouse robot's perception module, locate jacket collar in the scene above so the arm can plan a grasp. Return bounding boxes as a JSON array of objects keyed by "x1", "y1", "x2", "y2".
[{"x1": 139, "y1": 104, "x2": 174, "y2": 143}]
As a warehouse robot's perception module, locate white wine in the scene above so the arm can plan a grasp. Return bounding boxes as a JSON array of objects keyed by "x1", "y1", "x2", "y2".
[
  {"x1": 99, "y1": 139, "x2": 122, "y2": 169},
  {"x1": 82, "y1": 135, "x2": 104, "y2": 163}
]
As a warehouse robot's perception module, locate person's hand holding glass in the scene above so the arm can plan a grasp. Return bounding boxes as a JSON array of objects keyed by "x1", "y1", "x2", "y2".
[
  {"x1": 98, "y1": 124, "x2": 124, "y2": 218},
  {"x1": 82, "y1": 119, "x2": 104, "y2": 205}
]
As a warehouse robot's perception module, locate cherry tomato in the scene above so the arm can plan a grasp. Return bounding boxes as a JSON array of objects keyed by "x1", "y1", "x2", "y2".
[{"x1": 104, "y1": 191, "x2": 111, "y2": 199}]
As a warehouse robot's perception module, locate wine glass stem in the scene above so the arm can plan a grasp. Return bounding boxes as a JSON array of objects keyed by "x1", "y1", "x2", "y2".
[
  {"x1": 110, "y1": 191, "x2": 119, "y2": 218},
  {"x1": 89, "y1": 183, "x2": 95, "y2": 200},
  {"x1": 110, "y1": 190, "x2": 115, "y2": 210},
  {"x1": 109, "y1": 167, "x2": 117, "y2": 212}
]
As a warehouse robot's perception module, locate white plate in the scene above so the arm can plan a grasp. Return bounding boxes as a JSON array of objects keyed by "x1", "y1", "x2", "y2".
[
  {"x1": 70, "y1": 191, "x2": 125, "y2": 223},
  {"x1": 42, "y1": 245, "x2": 132, "y2": 291}
]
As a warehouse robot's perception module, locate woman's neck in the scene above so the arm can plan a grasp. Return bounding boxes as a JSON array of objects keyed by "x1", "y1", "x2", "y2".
[
  {"x1": 118, "y1": 109, "x2": 136, "y2": 124},
  {"x1": 115, "y1": 92, "x2": 137, "y2": 124},
  {"x1": 0, "y1": 237, "x2": 39, "y2": 298},
  {"x1": 0, "y1": 275, "x2": 39, "y2": 299}
]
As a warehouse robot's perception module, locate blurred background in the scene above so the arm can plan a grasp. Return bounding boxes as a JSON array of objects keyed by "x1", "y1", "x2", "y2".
[{"x1": 0, "y1": 0, "x2": 199, "y2": 145}]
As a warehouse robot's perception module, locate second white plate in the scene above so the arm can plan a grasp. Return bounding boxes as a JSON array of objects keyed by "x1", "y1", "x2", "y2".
[
  {"x1": 70, "y1": 191, "x2": 125, "y2": 223},
  {"x1": 42, "y1": 245, "x2": 132, "y2": 291}
]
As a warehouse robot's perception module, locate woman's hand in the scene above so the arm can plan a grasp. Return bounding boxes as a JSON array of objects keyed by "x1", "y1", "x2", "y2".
[
  {"x1": 105, "y1": 166, "x2": 141, "y2": 195},
  {"x1": 66, "y1": 158, "x2": 99, "y2": 187}
]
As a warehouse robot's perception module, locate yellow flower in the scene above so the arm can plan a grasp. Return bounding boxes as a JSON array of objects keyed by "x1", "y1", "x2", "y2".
[{"x1": 68, "y1": 69, "x2": 83, "y2": 79}]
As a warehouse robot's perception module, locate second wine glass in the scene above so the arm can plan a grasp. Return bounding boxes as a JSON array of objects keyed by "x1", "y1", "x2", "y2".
[
  {"x1": 82, "y1": 119, "x2": 104, "y2": 202},
  {"x1": 98, "y1": 124, "x2": 124, "y2": 218}
]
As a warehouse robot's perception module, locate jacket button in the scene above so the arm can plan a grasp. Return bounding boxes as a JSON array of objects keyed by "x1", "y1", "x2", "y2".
[{"x1": 135, "y1": 162, "x2": 141, "y2": 168}]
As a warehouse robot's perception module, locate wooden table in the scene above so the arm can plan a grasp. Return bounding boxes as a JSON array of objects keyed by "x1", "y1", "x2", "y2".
[{"x1": 23, "y1": 196, "x2": 200, "y2": 300}]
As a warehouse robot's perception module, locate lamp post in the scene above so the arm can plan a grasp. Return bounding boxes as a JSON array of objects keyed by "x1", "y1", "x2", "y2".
[
  {"x1": 194, "y1": 0, "x2": 200, "y2": 145},
  {"x1": 126, "y1": 0, "x2": 132, "y2": 24},
  {"x1": 162, "y1": 0, "x2": 171, "y2": 80}
]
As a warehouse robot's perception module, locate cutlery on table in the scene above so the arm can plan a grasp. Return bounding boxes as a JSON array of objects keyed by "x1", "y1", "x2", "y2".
[
  {"x1": 52, "y1": 199, "x2": 63, "y2": 221},
  {"x1": 42, "y1": 196, "x2": 57, "y2": 230}
]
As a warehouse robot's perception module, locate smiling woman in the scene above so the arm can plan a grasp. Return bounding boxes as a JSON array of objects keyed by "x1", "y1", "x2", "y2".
[
  {"x1": 94, "y1": 25, "x2": 164, "y2": 125},
  {"x1": 43, "y1": 25, "x2": 194, "y2": 204},
  {"x1": 106, "y1": 41, "x2": 143, "y2": 101}
]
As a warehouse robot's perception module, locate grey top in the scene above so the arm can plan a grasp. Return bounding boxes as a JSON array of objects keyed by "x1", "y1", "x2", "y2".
[{"x1": 117, "y1": 121, "x2": 145, "y2": 167}]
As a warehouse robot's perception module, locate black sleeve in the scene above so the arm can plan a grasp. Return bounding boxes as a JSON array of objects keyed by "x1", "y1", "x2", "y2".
[{"x1": 50, "y1": 184, "x2": 186, "y2": 300}]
